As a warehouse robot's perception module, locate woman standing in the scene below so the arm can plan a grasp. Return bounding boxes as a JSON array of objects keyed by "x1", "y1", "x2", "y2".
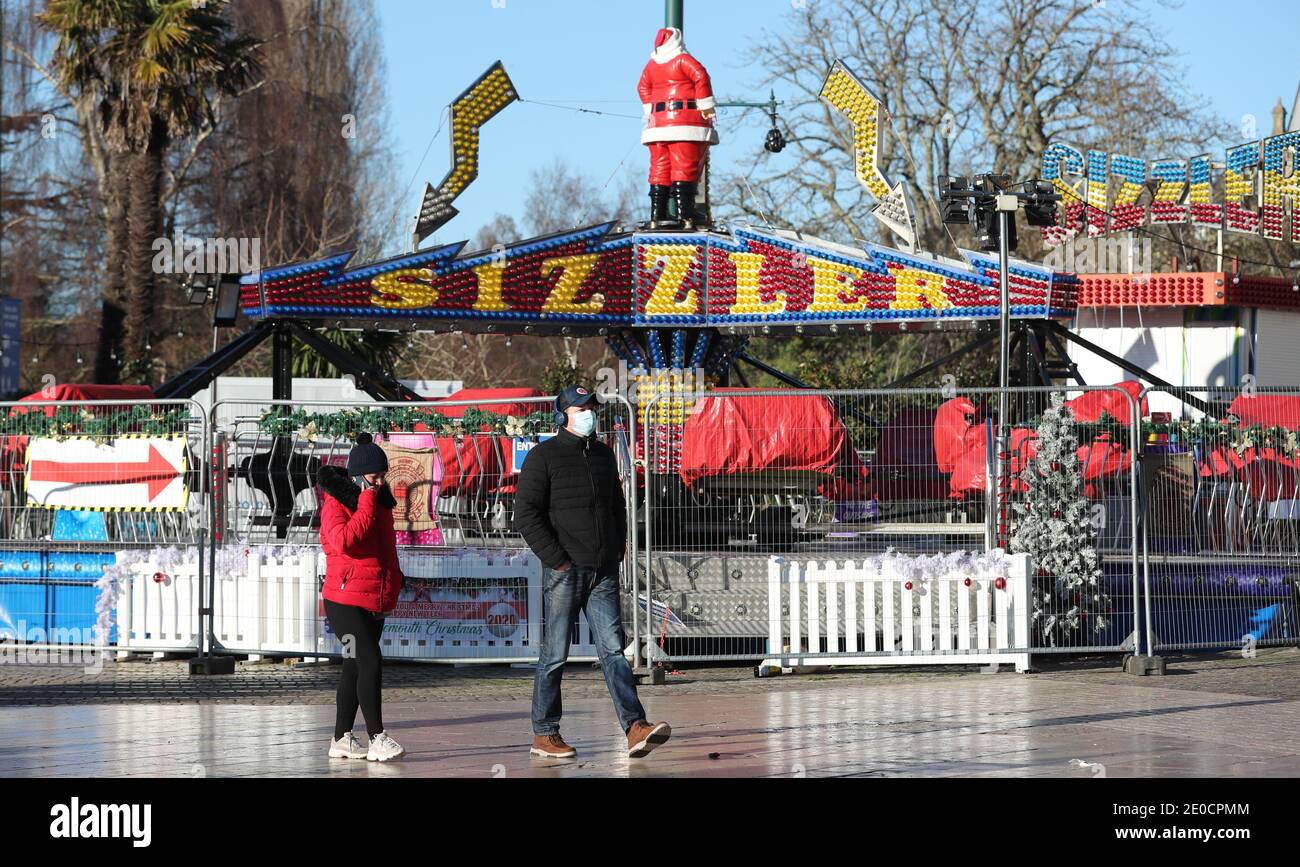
[{"x1": 318, "y1": 433, "x2": 405, "y2": 762}]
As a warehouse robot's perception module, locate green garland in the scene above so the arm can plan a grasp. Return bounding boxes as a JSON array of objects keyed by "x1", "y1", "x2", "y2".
[
  {"x1": 257, "y1": 406, "x2": 559, "y2": 439},
  {"x1": 0, "y1": 405, "x2": 194, "y2": 438}
]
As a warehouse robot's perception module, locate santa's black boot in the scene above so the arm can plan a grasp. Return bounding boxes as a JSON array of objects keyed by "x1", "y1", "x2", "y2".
[
  {"x1": 673, "y1": 181, "x2": 698, "y2": 230},
  {"x1": 649, "y1": 184, "x2": 677, "y2": 229}
]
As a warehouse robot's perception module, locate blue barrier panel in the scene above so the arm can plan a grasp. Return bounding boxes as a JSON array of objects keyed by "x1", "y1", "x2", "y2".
[
  {"x1": 0, "y1": 580, "x2": 47, "y2": 639},
  {"x1": 50, "y1": 581, "x2": 105, "y2": 642}
]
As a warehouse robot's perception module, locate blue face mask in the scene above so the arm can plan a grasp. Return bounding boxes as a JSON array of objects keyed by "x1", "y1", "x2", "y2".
[{"x1": 572, "y1": 409, "x2": 597, "y2": 436}]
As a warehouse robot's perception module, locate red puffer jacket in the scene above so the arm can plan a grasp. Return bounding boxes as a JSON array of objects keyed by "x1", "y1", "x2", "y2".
[{"x1": 318, "y1": 466, "x2": 403, "y2": 613}]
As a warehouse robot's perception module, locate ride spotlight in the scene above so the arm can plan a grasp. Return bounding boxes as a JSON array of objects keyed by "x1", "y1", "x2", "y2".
[
  {"x1": 975, "y1": 205, "x2": 1018, "y2": 252},
  {"x1": 971, "y1": 174, "x2": 1016, "y2": 252},
  {"x1": 1024, "y1": 180, "x2": 1060, "y2": 227},
  {"x1": 183, "y1": 273, "x2": 215, "y2": 305},
  {"x1": 939, "y1": 176, "x2": 972, "y2": 224},
  {"x1": 213, "y1": 276, "x2": 242, "y2": 327}
]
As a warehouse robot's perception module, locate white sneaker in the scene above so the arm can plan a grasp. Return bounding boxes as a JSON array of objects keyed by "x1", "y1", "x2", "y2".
[
  {"x1": 366, "y1": 731, "x2": 405, "y2": 762},
  {"x1": 328, "y1": 732, "x2": 368, "y2": 760}
]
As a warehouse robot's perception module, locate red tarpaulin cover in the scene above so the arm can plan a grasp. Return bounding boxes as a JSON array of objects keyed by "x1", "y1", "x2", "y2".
[
  {"x1": 940, "y1": 385, "x2": 1139, "y2": 499},
  {"x1": 13, "y1": 383, "x2": 153, "y2": 416},
  {"x1": 1201, "y1": 445, "x2": 1300, "y2": 500},
  {"x1": 679, "y1": 389, "x2": 865, "y2": 488},
  {"x1": 1064, "y1": 380, "x2": 1147, "y2": 425},
  {"x1": 947, "y1": 429, "x2": 1128, "y2": 498},
  {"x1": 1194, "y1": 397, "x2": 1300, "y2": 501},
  {"x1": 1226, "y1": 394, "x2": 1300, "y2": 429},
  {"x1": 934, "y1": 397, "x2": 979, "y2": 474}
]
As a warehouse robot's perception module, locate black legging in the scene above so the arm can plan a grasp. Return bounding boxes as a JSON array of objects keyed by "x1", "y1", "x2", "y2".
[{"x1": 323, "y1": 599, "x2": 385, "y2": 739}]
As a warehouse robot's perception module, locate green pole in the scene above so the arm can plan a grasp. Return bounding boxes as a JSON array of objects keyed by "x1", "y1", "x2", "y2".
[
  {"x1": 660, "y1": 0, "x2": 685, "y2": 221},
  {"x1": 664, "y1": 0, "x2": 683, "y2": 30}
]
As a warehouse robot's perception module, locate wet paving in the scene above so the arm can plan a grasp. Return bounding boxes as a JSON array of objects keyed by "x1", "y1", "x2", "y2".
[{"x1": 3, "y1": 669, "x2": 1299, "y2": 777}]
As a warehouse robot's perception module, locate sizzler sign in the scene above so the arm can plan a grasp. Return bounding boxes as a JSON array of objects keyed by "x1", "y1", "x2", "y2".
[{"x1": 240, "y1": 223, "x2": 1079, "y2": 329}]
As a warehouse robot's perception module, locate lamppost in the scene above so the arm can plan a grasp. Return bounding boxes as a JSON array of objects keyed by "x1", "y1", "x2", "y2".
[{"x1": 939, "y1": 175, "x2": 1059, "y2": 548}]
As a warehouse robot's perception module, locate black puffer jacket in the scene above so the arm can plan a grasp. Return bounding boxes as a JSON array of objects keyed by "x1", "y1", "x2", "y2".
[{"x1": 513, "y1": 428, "x2": 627, "y2": 574}]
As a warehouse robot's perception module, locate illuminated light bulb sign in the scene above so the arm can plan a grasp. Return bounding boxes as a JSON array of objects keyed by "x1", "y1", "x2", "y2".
[
  {"x1": 413, "y1": 61, "x2": 519, "y2": 246},
  {"x1": 1149, "y1": 160, "x2": 1188, "y2": 225},
  {"x1": 239, "y1": 221, "x2": 1079, "y2": 330},
  {"x1": 818, "y1": 59, "x2": 918, "y2": 250},
  {"x1": 1262, "y1": 133, "x2": 1300, "y2": 241},
  {"x1": 1041, "y1": 130, "x2": 1300, "y2": 244}
]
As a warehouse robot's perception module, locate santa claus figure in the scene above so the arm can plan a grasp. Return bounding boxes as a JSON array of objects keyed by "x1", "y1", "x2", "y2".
[{"x1": 638, "y1": 27, "x2": 718, "y2": 230}]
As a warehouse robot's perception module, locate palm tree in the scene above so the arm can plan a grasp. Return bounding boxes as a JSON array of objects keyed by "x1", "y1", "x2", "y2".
[
  {"x1": 291, "y1": 328, "x2": 405, "y2": 381},
  {"x1": 40, "y1": 0, "x2": 260, "y2": 384}
]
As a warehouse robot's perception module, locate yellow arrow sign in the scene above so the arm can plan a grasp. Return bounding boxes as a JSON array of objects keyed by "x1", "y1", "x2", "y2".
[
  {"x1": 819, "y1": 60, "x2": 917, "y2": 249},
  {"x1": 414, "y1": 61, "x2": 519, "y2": 246}
]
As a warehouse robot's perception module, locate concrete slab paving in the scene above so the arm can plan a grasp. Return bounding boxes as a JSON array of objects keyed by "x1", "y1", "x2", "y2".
[{"x1": 3, "y1": 668, "x2": 1299, "y2": 777}]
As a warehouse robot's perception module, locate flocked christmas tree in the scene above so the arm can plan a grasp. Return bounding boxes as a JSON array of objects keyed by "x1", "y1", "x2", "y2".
[{"x1": 1009, "y1": 393, "x2": 1110, "y2": 643}]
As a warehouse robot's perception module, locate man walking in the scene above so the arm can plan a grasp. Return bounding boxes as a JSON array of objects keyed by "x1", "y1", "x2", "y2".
[{"x1": 514, "y1": 385, "x2": 671, "y2": 760}]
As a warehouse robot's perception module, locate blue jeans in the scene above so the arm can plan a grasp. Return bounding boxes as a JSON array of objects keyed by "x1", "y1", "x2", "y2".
[{"x1": 532, "y1": 565, "x2": 645, "y2": 736}]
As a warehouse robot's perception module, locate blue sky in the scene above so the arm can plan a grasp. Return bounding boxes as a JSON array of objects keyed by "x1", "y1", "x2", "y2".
[{"x1": 375, "y1": 0, "x2": 1299, "y2": 253}]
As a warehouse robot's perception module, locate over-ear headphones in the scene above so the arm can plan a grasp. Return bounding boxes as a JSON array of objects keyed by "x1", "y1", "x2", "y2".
[{"x1": 553, "y1": 396, "x2": 567, "y2": 427}]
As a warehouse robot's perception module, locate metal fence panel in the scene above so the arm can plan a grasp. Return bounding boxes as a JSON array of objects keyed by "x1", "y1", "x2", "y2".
[
  {"x1": 636, "y1": 386, "x2": 1142, "y2": 663},
  {"x1": 11, "y1": 382, "x2": 1298, "y2": 666},
  {"x1": 205, "y1": 394, "x2": 639, "y2": 664},
  {"x1": 0, "y1": 398, "x2": 207, "y2": 650},
  {"x1": 1138, "y1": 386, "x2": 1300, "y2": 653}
]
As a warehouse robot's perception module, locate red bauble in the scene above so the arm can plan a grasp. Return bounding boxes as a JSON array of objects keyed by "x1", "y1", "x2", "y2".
[
  {"x1": 904, "y1": 581, "x2": 913, "y2": 591},
  {"x1": 994, "y1": 577, "x2": 1006, "y2": 590},
  {"x1": 153, "y1": 572, "x2": 168, "y2": 584}
]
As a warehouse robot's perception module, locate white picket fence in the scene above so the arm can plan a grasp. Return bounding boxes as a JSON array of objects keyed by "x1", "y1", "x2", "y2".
[
  {"x1": 113, "y1": 547, "x2": 598, "y2": 662},
  {"x1": 762, "y1": 553, "x2": 1033, "y2": 673}
]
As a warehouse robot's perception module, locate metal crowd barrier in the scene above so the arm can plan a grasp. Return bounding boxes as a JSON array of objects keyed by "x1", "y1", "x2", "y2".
[
  {"x1": 0, "y1": 398, "x2": 208, "y2": 651},
  {"x1": 1135, "y1": 386, "x2": 1300, "y2": 654},
  {"x1": 4, "y1": 385, "x2": 1297, "y2": 668},
  {"x1": 636, "y1": 386, "x2": 1142, "y2": 664}
]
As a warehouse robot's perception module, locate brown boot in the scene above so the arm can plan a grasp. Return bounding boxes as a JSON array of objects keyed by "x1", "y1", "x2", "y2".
[
  {"x1": 627, "y1": 720, "x2": 671, "y2": 758},
  {"x1": 530, "y1": 733, "x2": 576, "y2": 758}
]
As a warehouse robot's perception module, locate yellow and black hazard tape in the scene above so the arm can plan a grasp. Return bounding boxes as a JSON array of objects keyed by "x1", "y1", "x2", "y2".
[{"x1": 24, "y1": 503, "x2": 190, "y2": 513}]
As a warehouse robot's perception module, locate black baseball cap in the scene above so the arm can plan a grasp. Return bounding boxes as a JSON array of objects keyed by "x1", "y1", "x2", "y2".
[{"x1": 555, "y1": 384, "x2": 598, "y2": 413}]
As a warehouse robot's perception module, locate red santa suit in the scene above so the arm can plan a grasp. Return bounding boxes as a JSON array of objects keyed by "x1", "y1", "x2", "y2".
[{"x1": 638, "y1": 28, "x2": 718, "y2": 185}]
